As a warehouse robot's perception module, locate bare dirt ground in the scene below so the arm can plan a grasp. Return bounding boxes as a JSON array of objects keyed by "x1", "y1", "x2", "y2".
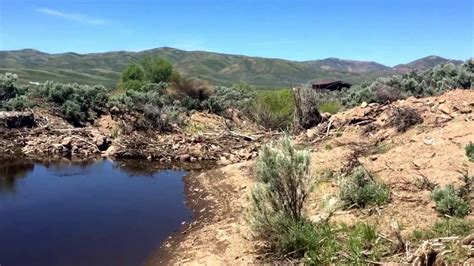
[
  {"x1": 155, "y1": 89, "x2": 473, "y2": 264},
  {"x1": 150, "y1": 161, "x2": 259, "y2": 265},
  {"x1": 305, "y1": 89, "x2": 474, "y2": 238}
]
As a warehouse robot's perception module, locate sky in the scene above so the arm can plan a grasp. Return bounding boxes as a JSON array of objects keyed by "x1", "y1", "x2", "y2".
[{"x1": 0, "y1": 0, "x2": 473, "y2": 66}]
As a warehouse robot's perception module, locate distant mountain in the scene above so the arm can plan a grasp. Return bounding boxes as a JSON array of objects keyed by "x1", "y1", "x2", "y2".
[
  {"x1": 302, "y1": 58, "x2": 391, "y2": 74},
  {"x1": 0, "y1": 48, "x2": 465, "y2": 88},
  {"x1": 393, "y1": 55, "x2": 464, "y2": 73}
]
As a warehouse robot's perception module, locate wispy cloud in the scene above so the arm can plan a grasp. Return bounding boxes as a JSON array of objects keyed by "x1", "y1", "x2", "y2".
[{"x1": 36, "y1": 8, "x2": 108, "y2": 25}]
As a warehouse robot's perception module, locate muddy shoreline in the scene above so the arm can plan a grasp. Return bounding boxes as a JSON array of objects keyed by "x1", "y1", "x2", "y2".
[{"x1": 147, "y1": 167, "x2": 218, "y2": 265}]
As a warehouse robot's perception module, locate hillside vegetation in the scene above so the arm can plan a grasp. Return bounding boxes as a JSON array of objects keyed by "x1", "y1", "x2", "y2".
[{"x1": 0, "y1": 47, "x2": 464, "y2": 88}]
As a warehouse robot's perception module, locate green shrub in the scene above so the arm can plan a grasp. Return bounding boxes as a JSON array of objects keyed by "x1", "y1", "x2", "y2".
[
  {"x1": 342, "y1": 223, "x2": 383, "y2": 264},
  {"x1": 343, "y1": 60, "x2": 474, "y2": 107},
  {"x1": 250, "y1": 137, "x2": 313, "y2": 245},
  {"x1": 431, "y1": 184, "x2": 470, "y2": 217},
  {"x1": 142, "y1": 104, "x2": 185, "y2": 132},
  {"x1": 277, "y1": 219, "x2": 338, "y2": 263},
  {"x1": 140, "y1": 57, "x2": 175, "y2": 84},
  {"x1": 61, "y1": 100, "x2": 83, "y2": 123},
  {"x1": 0, "y1": 73, "x2": 23, "y2": 102},
  {"x1": 121, "y1": 63, "x2": 145, "y2": 82},
  {"x1": 4, "y1": 95, "x2": 35, "y2": 111},
  {"x1": 387, "y1": 107, "x2": 423, "y2": 132},
  {"x1": 250, "y1": 89, "x2": 294, "y2": 130},
  {"x1": 319, "y1": 101, "x2": 342, "y2": 114},
  {"x1": 413, "y1": 218, "x2": 474, "y2": 240},
  {"x1": 339, "y1": 167, "x2": 391, "y2": 208},
  {"x1": 204, "y1": 85, "x2": 254, "y2": 114},
  {"x1": 33, "y1": 81, "x2": 109, "y2": 125},
  {"x1": 118, "y1": 79, "x2": 147, "y2": 92},
  {"x1": 465, "y1": 143, "x2": 474, "y2": 162}
]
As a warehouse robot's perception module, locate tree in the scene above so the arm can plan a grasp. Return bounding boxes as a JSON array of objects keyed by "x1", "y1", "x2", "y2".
[
  {"x1": 140, "y1": 57, "x2": 174, "y2": 84},
  {"x1": 121, "y1": 64, "x2": 145, "y2": 82}
]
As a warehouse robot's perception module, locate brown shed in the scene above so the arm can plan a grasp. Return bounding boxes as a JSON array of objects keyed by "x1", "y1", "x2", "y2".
[{"x1": 311, "y1": 80, "x2": 351, "y2": 91}]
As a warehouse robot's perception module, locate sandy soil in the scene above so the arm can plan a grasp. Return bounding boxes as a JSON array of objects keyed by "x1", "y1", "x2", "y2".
[{"x1": 150, "y1": 161, "x2": 259, "y2": 265}]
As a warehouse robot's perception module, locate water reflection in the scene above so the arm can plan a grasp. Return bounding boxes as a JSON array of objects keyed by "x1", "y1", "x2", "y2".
[
  {"x1": 0, "y1": 159, "x2": 192, "y2": 266},
  {"x1": 0, "y1": 161, "x2": 34, "y2": 192}
]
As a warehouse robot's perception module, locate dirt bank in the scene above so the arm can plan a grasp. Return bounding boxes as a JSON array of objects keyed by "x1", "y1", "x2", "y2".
[{"x1": 0, "y1": 111, "x2": 268, "y2": 164}]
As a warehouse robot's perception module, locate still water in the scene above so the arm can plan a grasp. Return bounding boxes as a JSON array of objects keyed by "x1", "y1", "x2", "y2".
[{"x1": 0, "y1": 160, "x2": 192, "y2": 266}]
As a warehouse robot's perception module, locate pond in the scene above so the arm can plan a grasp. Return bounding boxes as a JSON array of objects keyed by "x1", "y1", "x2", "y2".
[{"x1": 0, "y1": 159, "x2": 192, "y2": 266}]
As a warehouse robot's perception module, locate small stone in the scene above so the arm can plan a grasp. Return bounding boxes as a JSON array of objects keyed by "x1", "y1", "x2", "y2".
[
  {"x1": 438, "y1": 104, "x2": 450, "y2": 115},
  {"x1": 361, "y1": 102, "x2": 368, "y2": 108},
  {"x1": 179, "y1": 154, "x2": 190, "y2": 162},
  {"x1": 61, "y1": 137, "x2": 72, "y2": 147},
  {"x1": 423, "y1": 138, "x2": 435, "y2": 145}
]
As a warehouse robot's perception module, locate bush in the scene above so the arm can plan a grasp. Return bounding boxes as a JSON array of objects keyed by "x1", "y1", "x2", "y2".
[
  {"x1": 250, "y1": 137, "x2": 313, "y2": 237},
  {"x1": 4, "y1": 95, "x2": 35, "y2": 111},
  {"x1": 276, "y1": 218, "x2": 338, "y2": 263},
  {"x1": 465, "y1": 143, "x2": 474, "y2": 162},
  {"x1": 373, "y1": 85, "x2": 404, "y2": 103},
  {"x1": 339, "y1": 166, "x2": 391, "y2": 208},
  {"x1": 140, "y1": 57, "x2": 175, "y2": 84},
  {"x1": 204, "y1": 85, "x2": 255, "y2": 114},
  {"x1": 142, "y1": 104, "x2": 185, "y2": 132},
  {"x1": 343, "y1": 60, "x2": 474, "y2": 106},
  {"x1": 250, "y1": 89, "x2": 294, "y2": 130},
  {"x1": 0, "y1": 73, "x2": 30, "y2": 109},
  {"x1": 387, "y1": 107, "x2": 423, "y2": 132},
  {"x1": 413, "y1": 218, "x2": 474, "y2": 240},
  {"x1": 254, "y1": 137, "x2": 312, "y2": 219},
  {"x1": 34, "y1": 81, "x2": 109, "y2": 125},
  {"x1": 319, "y1": 100, "x2": 342, "y2": 114},
  {"x1": 61, "y1": 100, "x2": 83, "y2": 123},
  {"x1": 431, "y1": 184, "x2": 470, "y2": 217},
  {"x1": 170, "y1": 75, "x2": 213, "y2": 102},
  {"x1": 121, "y1": 63, "x2": 145, "y2": 82}
]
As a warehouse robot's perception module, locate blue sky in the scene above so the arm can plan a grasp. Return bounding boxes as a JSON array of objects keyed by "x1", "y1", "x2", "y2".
[{"x1": 0, "y1": 0, "x2": 472, "y2": 66}]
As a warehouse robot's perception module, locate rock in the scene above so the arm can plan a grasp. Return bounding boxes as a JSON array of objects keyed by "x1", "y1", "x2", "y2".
[
  {"x1": 305, "y1": 128, "x2": 317, "y2": 139},
  {"x1": 61, "y1": 137, "x2": 73, "y2": 147},
  {"x1": 93, "y1": 135, "x2": 110, "y2": 151},
  {"x1": 438, "y1": 104, "x2": 450, "y2": 115},
  {"x1": 179, "y1": 154, "x2": 190, "y2": 162},
  {"x1": 110, "y1": 106, "x2": 120, "y2": 114},
  {"x1": 423, "y1": 138, "x2": 435, "y2": 145},
  {"x1": 217, "y1": 157, "x2": 231, "y2": 165},
  {"x1": 360, "y1": 102, "x2": 368, "y2": 108},
  {"x1": 321, "y1": 112, "x2": 332, "y2": 121}
]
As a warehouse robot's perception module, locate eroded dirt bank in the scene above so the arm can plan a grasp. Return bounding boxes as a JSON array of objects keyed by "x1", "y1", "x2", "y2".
[{"x1": 0, "y1": 111, "x2": 267, "y2": 164}]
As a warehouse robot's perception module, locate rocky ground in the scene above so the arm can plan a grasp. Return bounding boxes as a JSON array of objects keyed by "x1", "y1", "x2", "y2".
[
  {"x1": 0, "y1": 110, "x2": 270, "y2": 164},
  {"x1": 153, "y1": 89, "x2": 474, "y2": 265}
]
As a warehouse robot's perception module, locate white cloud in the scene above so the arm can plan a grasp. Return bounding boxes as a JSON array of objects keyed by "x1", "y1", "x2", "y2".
[{"x1": 36, "y1": 8, "x2": 108, "y2": 25}]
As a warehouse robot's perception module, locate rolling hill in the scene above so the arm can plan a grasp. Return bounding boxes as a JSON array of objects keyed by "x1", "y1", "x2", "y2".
[{"x1": 0, "y1": 48, "x2": 465, "y2": 88}]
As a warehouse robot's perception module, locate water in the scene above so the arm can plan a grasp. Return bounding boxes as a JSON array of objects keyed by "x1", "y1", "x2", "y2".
[{"x1": 0, "y1": 160, "x2": 192, "y2": 266}]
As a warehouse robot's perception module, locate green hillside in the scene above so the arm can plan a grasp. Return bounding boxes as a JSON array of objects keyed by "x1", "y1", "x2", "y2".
[{"x1": 0, "y1": 48, "x2": 463, "y2": 88}]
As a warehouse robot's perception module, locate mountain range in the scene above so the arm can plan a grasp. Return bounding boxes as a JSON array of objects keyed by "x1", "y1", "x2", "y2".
[{"x1": 0, "y1": 47, "x2": 465, "y2": 88}]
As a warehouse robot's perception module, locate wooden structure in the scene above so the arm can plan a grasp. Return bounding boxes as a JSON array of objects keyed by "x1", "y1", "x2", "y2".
[{"x1": 311, "y1": 80, "x2": 351, "y2": 91}]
